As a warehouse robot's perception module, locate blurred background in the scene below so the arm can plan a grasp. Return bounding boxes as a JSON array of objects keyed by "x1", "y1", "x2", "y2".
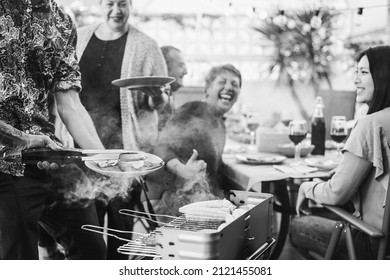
[{"x1": 56, "y1": 0, "x2": 390, "y2": 122}]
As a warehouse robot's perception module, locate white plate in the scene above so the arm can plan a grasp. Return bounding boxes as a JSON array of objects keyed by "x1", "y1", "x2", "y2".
[
  {"x1": 305, "y1": 158, "x2": 339, "y2": 170},
  {"x1": 85, "y1": 152, "x2": 164, "y2": 178},
  {"x1": 235, "y1": 153, "x2": 287, "y2": 165},
  {"x1": 112, "y1": 76, "x2": 175, "y2": 89}
]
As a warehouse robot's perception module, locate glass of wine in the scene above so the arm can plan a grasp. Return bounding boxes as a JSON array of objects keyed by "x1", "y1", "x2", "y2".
[
  {"x1": 330, "y1": 116, "x2": 348, "y2": 157},
  {"x1": 289, "y1": 120, "x2": 308, "y2": 164},
  {"x1": 281, "y1": 111, "x2": 293, "y2": 127},
  {"x1": 246, "y1": 112, "x2": 260, "y2": 153}
]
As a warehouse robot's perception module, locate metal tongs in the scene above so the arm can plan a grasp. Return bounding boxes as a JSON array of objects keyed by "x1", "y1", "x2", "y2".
[
  {"x1": 81, "y1": 224, "x2": 158, "y2": 258},
  {"x1": 81, "y1": 224, "x2": 147, "y2": 243},
  {"x1": 118, "y1": 209, "x2": 178, "y2": 227}
]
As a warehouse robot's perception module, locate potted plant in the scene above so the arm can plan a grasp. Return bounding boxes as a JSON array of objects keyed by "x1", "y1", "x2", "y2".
[{"x1": 253, "y1": 8, "x2": 339, "y2": 120}]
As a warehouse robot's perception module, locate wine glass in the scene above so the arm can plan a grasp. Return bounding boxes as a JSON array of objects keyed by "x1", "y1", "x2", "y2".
[
  {"x1": 281, "y1": 111, "x2": 293, "y2": 127},
  {"x1": 246, "y1": 112, "x2": 260, "y2": 153},
  {"x1": 330, "y1": 116, "x2": 348, "y2": 157},
  {"x1": 289, "y1": 120, "x2": 308, "y2": 165}
]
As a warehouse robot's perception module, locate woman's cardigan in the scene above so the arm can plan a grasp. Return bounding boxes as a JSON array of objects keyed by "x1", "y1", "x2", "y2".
[{"x1": 76, "y1": 23, "x2": 167, "y2": 150}]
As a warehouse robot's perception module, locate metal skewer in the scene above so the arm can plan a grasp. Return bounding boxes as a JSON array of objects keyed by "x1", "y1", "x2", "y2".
[{"x1": 119, "y1": 209, "x2": 177, "y2": 226}]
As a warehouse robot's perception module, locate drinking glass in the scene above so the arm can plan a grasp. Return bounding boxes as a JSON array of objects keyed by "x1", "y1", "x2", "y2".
[
  {"x1": 330, "y1": 116, "x2": 348, "y2": 157},
  {"x1": 246, "y1": 112, "x2": 260, "y2": 153},
  {"x1": 281, "y1": 111, "x2": 293, "y2": 127},
  {"x1": 289, "y1": 120, "x2": 308, "y2": 164}
]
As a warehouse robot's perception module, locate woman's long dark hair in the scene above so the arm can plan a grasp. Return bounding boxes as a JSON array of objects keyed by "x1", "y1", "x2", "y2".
[{"x1": 356, "y1": 46, "x2": 390, "y2": 114}]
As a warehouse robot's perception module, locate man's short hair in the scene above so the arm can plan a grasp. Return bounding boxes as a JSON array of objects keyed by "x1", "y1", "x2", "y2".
[{"x1": 160, "y1": 45, "x2": 181, "y2": 63}]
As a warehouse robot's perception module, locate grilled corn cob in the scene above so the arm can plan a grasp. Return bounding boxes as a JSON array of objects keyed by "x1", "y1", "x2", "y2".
[
  {"x1": 179, "y1": 199, "x2": 236, "y2": 214},
  {"x1": 181, "y1": 207, "x2": 230, "y2": 222}
]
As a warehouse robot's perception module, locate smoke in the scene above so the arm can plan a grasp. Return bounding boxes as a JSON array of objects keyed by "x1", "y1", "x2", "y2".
[
  {"x1": 147, "y1": 102, "x2": 227, "y2": 219},
  {"x1": 50, "y1": 163, "x2": 133, "y2": 207},
  {"x1": 152, "y1": 173, "x2": 219, "y2": 221}
]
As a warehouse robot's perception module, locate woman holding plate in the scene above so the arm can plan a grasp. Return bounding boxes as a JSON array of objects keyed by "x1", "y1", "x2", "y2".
[{"x1": 49, "y1": 0, "x2": 168, "y2": 260}]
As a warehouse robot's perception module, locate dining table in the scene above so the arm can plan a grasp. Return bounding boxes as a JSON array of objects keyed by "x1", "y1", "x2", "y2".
[{"x1": 221, "y1": 138, "x2": 339, "y2": 259}]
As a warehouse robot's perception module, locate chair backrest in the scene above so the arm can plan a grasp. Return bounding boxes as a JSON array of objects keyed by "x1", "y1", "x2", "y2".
[
  {"x1": 325, "y1": 125, "x2": 390, "y2": 260},
  {"x1": 377, "y1": 151, "x2": 390, "y2": 259}
]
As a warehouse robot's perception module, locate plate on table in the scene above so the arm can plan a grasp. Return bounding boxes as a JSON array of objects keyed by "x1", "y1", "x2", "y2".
[
  {"x1": 112, "y1": 76, "x2": 175, "y2": 89},
  {"x1": 235, "y1": 153, "x2": 287, "y2": 165},
  {"x1": 305, "y1": 158, "x2": 339, "y2": 171},
  {"x1": 85, "y1": 152, "x2": 164, "y2": 178}
]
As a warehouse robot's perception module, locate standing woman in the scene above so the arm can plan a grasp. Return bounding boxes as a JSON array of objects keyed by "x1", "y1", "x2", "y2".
[
  {"x1": 75, "y1": 0, "x2": 168, "y2": 259},
  {"x1": 290, "y1": 45, "x2": 390, "y2": 259},
  {"x1": 77, "y1": 0, "x2": 168, "y2": 151}
]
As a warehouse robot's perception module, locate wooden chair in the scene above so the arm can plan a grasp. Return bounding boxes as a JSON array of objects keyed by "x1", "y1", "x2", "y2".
[{"x1": 314, "y1": 175, "x2": 390, "y2": 260}]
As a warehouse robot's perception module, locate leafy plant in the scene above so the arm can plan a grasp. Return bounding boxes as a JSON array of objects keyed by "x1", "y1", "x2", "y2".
[{"x1": 253, "y1": 8, "x2": 339, "y2": 119}]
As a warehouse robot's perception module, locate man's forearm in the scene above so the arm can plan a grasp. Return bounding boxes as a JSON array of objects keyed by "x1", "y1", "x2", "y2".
[
  {"x1": 0, "y1": 120, "x2": 29, "y2": 149},
  {"x1": 55, "y1": 91, "x2": 104, "y2": 150},
  {"x1": 80, "y1": 106, "x2": 102, "y2": 143},
  {"x1": 59, "y1": 107, "x2": 104, "y2": 149}
]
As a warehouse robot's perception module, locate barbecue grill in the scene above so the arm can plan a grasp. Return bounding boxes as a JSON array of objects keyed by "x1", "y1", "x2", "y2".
[{"x1": 117, "y1": 190, "x2": 274, "y2": 260}]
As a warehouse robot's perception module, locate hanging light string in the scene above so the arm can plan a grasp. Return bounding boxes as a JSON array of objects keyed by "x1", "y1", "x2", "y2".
[
  {"x1": 336, "y1": 4, "x2": 389, "y2": 12},
  {"x1": 249, "y1": 3, "x2": 390, "y2": 28}
]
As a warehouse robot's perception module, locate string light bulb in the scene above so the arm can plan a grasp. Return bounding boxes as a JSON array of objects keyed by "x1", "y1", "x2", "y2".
[
  {"x1": 310, "y1": 10, "x2": 322, "y2": 29},
  {"x1": 248, "y1": 6, "x2": 258, "y2": 20},
  {"x1": 273, "y1": 10, "x2": 287, "y2": 26},
  {"x1": 225, "y1": 2, "x2": 235, "y2": 17},
  {"x1": 354, "y1": 7, "x2": 364, "y2": 26}
]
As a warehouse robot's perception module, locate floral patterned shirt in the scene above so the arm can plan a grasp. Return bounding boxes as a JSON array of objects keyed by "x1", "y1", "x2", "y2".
[{"x1": 0, "y1": 0, "x2": 81, "y2": 176}]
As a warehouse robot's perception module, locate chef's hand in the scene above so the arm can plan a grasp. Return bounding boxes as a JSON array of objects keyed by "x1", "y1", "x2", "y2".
[
  {"x1": 27, "y1": 135, "x2": 63, "y2": 170},
  {"x1": 27, "y1": 134, "x2": 63, "y2": 151},
  {"x1": 295, "y1": 182, "x2": 312, "y2": 217},
  {"x1": 37, "y1": 161, "x2": 60, "y2": 170}
]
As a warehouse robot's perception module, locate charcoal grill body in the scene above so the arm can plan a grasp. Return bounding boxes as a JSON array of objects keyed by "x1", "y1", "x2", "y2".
[
  {"x1": 156, "y1": 191, "x2": 273, "y2": 259},
  {"x1": 118, "y1": 191, "x2": 274, "y2": 259}
]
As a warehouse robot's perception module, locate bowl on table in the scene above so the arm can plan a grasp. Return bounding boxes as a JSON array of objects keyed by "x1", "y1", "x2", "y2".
[{"x1": 277, "y1": 143, "x2": 314, "y2": 158}]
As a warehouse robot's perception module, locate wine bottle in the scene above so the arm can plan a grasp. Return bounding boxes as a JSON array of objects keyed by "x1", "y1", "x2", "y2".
[{"x1": 311, "y1": 96, "x2": 326, "y2": 155}]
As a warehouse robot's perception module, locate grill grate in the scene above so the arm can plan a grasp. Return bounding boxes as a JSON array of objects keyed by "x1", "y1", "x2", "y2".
[
  {"x1": 117, "y1": 215, "x2": 223, "y2": 258},
  {"x1": 162, "y1": 216, "x2": 223, "y2": 231}
]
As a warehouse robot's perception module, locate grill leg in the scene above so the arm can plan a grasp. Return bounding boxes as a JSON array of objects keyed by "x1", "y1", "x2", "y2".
[{"x1": 263, "y1": 180, "x2": 291, "y2": 260}]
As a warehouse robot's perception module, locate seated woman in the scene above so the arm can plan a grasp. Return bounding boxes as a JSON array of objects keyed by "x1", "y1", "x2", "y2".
[
  {"x1": 145, "y1": 64, "x2": 242, "y2": 217},
  {"x1": 290, "y1": 45, "x2": 390, "y2": 259}
]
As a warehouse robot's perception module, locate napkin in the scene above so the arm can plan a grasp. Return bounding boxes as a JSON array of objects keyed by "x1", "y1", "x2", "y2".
[{"x1": 273, "y1": 164, "x2": 318, "y2": 175}]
